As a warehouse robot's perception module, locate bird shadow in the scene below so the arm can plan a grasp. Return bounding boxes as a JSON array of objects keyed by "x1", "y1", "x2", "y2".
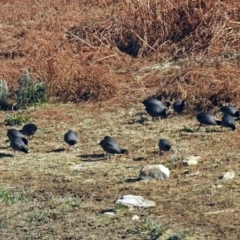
[
  {"x1": 128, "y1": 116, "x2": 149, "y2": 125},
  {"x1": 0, "y1": 152, "x2": 14, "y2": 159},
  {"x1": 99, "y1": 208, "x2": 116, "y2": 214},
  {"x1": 79, "y1": 153, "x2": 107, "y2": 162},
  {"x1": 47, "y1": 148, "x2": 65, "y2": 153},
  {"x1": 0, "y1": 146, "x2": 10, "y2": 150},
  {"x1": 133, "y1": 156, "x2": 145, "y2": 161},
  {"x1": 125, "y1": 177, "x2": 140, "y2": 183},
  {"x1": 179, "y1": 127, "x2": 195, "y2": 133}
]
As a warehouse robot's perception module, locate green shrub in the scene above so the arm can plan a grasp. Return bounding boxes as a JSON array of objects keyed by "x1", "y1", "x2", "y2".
[
  {"x1": 15, "y1": 69, "x2": 47, "y2": 109},
  {"x1": 0, "y1": 78, "x2": 9, "y2": 109},
  {"x1": 0, "y1": 189, "x2": 26, "y2": 205},
  {"x1": 4, "y1": 114, "x2": 29, "y2": 126}
]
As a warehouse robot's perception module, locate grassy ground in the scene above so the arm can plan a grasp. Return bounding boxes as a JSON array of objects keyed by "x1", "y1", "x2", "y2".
[{"x1": 1, "y1": 102, "x2": 240, "y2": 239}]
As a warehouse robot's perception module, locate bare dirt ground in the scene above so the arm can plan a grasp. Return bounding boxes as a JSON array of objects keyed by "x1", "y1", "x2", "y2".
[{"x1": 1, "y1": 102, "x2": 240, "y2": 239}]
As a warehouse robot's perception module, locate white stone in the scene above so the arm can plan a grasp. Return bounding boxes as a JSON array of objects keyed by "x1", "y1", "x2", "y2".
[
  {"x1": 83, "y1": 179, "x2": 95, "y2": 184},
  {"x1": 132, "y1": 215, "x2": 140, "y2": 221},
  {"x1": 116, "y1": 195, "x2": 155, "y2": 208},
  {"x1": 139, "y1": 164, "x2": 170, "y2": 180},
  {"x1": 104, "y1": 212, "x2": 115, "y2": 217},
  {"x1": 222, "y1": 171, "x2": 235, "y2": 180},
  {"x1": 187, "y1": 171, "x2": 200, "y2": 177},
  {"x1": 183, "y1": 155, "x2": 201, "y2": 166}
]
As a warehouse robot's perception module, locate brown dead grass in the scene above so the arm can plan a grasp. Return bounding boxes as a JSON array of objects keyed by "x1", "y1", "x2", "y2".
[{"x1": 0, "y1": 0, "x2": 240, "y2": 109}]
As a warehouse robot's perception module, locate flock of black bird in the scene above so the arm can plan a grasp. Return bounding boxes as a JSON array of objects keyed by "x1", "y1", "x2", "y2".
[{"x1": 6, "y1": 99, "x2": 238, "y2": 157}]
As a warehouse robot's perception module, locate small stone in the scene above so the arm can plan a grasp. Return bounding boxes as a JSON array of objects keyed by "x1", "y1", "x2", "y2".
[
  {"x1": 104, "y1": 212, "x2": 115, "y2": 217},
  {"x1": 139, "y1": 164, "x2": 170, "y2": 180},
  {"x1": 183, "y1": 155, "x2": 201, "y2": 166},
  {"x1": 221, "y1": 171, "x2": 235, "y2": 181},
  {"x1": 187, "y1": 171, "x2": 200, "y2": 177},
  {"x1": 83, "y1": 179, "x2": 95, "y2": 184},
  {"x1": 116, "y1": 195, "x2": 155, "y2": 208},
  {"x1": 215, "y1": 184, "x2": 223, "y2": 189},
  {"x1": 132, "y1": 215, "x2": 139, "y2": 221},
  {"x1": 70, "y1": 165, "x2": 85, "y2": 171}
]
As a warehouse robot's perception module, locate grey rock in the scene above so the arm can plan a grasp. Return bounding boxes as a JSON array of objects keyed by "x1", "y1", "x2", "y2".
[
  {"x1": 116, "y1": 195, "x2": 155, "y2": 208},
  {"x1": 139, "y1": 164, "x2": 170, "y2": 180},
  {"x1": 222, "y1": 171, "x2": 235, "y2": 181},
  {"x1": 183, "y1": 155, "x2": 201, "y2": 166}
]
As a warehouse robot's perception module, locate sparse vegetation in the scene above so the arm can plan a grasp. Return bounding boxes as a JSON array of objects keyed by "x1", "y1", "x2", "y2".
[
  {"x1": 0, "y1": 189, "x2": 26, "y2": 205},
  {"x1": 4, "y1": 113, "x2": 29, "y2": 126},
  {"x1": 14, "y1": 70, "x2": 47, "y2": 109},
  {"x1": 0, "y1": 79, "x2": 9, "y2": 109}
]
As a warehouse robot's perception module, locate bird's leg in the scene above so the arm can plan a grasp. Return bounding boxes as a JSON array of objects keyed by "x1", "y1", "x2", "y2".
[
  {"x1": 67, "y1": 145, "x2": 70, "y2": 151},
  {"x1": 196, "y1": 124, "x2": 201, "y2": 132}
]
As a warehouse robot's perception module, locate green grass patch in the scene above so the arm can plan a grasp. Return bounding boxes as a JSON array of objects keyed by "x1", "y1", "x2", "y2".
[{"x1": 0, "y1": 189, "x2": 26, "y2": 205}]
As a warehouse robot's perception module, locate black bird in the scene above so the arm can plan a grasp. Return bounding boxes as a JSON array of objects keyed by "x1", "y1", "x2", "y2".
[
  {"x1": 222, "y1": 114, "x2": 236, "y2": 131},
  {"x1": 142, "y1": 99, "x2": 170, "y2": 108},
  {"x1": 21, "y1": 123, "x2": 38, "y2": 139},
  {"x1": 99, "y1": 136, "x2": 128, "y2": 159},
  {"x1": 158, "y1": 139, "x2": 171, "y2": 155},
  {"x1": 142, "y1": 99, "x2": 170, "y2": 120},
  {"x1": 196, "y1": 113, "x2": 222, "y2": 131},
  {"x1": 10, "y1": 137, "x2": 28, "y2": 154},
  {"x1": 64, "y1": 130, "x2": 78, "y2": 149},
  {"x1": 219, "y1": 106, "x2": 240, "y2": 118},
  {"x1": 173, "y1": 100, "x2": 187, "y2": 114},
  {"x1": 7, "y1": 129, "x2": 28, "y2": 145}
]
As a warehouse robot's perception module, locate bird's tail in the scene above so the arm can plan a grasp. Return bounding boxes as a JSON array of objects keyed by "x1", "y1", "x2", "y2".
[
  {"x1": 21, "y1": 147, "x2": 29, "y2": 153},
  {"x1": 121, "y1": 149, "x2": 129, "y2": 154}
]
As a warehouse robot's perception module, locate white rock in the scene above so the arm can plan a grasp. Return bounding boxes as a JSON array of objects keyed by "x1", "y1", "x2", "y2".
[
  {"x1": 139, "y1": 164, "x2": 170, "y2": 180},
  {"x1": 132, "y1": 215, "x2": 140, "y2": 221},
  {"x1": 183, "y1": 155, "x2": 201, "y2": 166},
  {"x1": 222, "y1": 171, "x2": 235, "y2": 180},
  {"x1": 104, "y1": 212, "x2": 115, "y2": 217},
  {"x1": 116, "y1": 195, "x2": 155, "y2": 208},
  {"x1": 187, "y1": 171, "x2": 200, "y2": 177},
  {"x1": 70, "y1": 165, "x2": 85, "y2": 171},
  {"x1": 83, "y1": 179, "x2": 95, "y2": 184}
]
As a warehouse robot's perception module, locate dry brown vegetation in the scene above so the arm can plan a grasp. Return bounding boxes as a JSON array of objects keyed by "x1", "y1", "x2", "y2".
[{"x1": 0, "y1": 0, "x2": 240, "y2": 110}]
